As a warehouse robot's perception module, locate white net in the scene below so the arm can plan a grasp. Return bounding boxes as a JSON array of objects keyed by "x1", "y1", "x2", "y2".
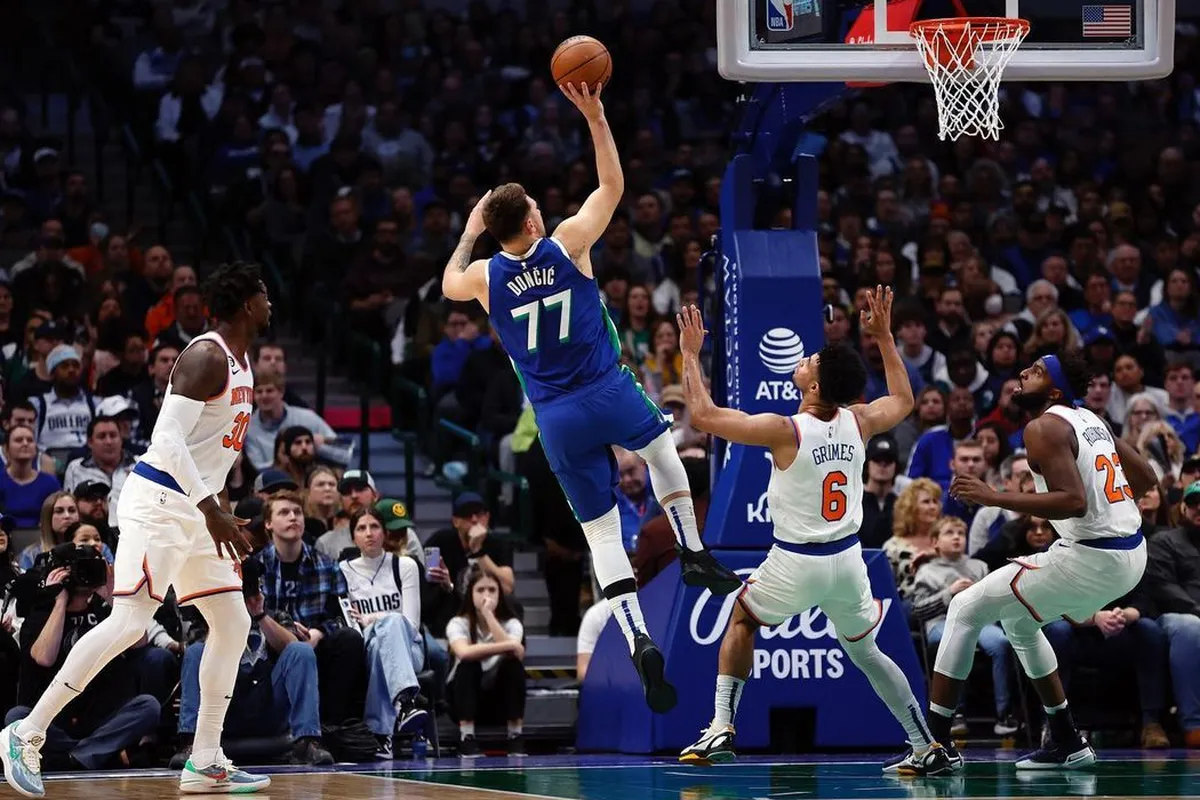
[{"x1": 910, "y1": 18, "x2": 1030, "y2": 142}]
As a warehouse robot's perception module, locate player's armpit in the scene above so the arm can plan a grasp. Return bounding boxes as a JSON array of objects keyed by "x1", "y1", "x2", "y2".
[
  {"x1": 690, "y1": 406, "x2": 797, "y2": 450},
  {"x1": 442, "y1": 259, "x2": 488, "y2": 303},
  {"x1": 848, "y1": 399, "x2": 909, "y2": 442}
]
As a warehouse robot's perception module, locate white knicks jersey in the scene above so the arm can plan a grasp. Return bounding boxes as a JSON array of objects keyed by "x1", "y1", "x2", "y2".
[
  {"x1": 140, "y1": 331, "x2": 254, "y2": 497},
  {"x1": 1031, "y1": 405, "x2": 1142, "y2": 542},
  {"x1": 768, "y1": 407, "x2": 865, "y2": 545}
]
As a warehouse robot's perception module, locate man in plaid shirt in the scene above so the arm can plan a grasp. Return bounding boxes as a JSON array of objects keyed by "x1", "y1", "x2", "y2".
[{"x1": 254, "y1": 492, "x2": 367, "y2": 725}]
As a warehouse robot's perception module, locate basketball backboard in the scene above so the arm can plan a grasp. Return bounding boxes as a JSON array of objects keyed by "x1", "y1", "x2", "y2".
[{"x1": 717, "y1": 0, "x2": 1174, "y2": 83}]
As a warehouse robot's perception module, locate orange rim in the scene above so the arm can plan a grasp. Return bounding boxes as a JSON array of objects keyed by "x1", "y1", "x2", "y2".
[{"x1": 909, "y1": 16, "x2": 1031, "y2": 44}]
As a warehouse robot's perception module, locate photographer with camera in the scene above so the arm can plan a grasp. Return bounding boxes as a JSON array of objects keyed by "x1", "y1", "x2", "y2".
[
  {"x1": 171, "y1": 556, "x2": 334, "y2": 768},
  {"x1": 5, "y1": 528, "x2": 160, "y2": 770}
]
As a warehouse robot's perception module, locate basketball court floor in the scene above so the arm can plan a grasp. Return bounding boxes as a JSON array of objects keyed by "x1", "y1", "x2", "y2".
[{"x1": 29, "y1": 751, "x2": 1200, "y2": 799}]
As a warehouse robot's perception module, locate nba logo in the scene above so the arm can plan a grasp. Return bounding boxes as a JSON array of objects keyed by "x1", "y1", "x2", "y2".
[{"x1": 766, "y1": 0, "x2": 794, "y2": 31}]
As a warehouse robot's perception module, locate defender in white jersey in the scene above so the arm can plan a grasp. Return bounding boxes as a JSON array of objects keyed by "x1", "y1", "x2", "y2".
[
  {"x1": 930, "y1": 350, "x2": 1157, "y2": 771},
  {"x1": 1, "y1": 263, "x2": 273, "y2": 798},
  {"x1": 676, "y1": 289, "x2": 952, "y2": 777}
]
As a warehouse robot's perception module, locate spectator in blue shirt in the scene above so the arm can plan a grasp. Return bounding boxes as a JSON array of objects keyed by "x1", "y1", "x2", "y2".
[
  {"x1": 1068, "y1": 270, "x2": 1114, "y2": 335},
  {"x1": 1162, "y1": 361, "x2": 1200, "y2": 455},
  {"x1": 1149, "y1": 268, "x2": 1200, "y2": 362},
  {"x1": 0, "y1": 424, "x2": 60, "y2": 527},
  {"x1": 254, "y1": 491, "x2": 367, "y2": 726},
  {"x1": 908, "y1": 386, "x2": 976, "y2": 492},
  {"x1": 941, "y1": 439, "x2": 986, "y2": 527},
  {"x1": 431, "y1": 303, "x2": 492, "y2": 400}
]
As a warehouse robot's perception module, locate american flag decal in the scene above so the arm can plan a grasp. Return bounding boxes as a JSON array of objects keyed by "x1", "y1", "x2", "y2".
[{"x1": 1082, "y1": 5, "x2": 1132, "y2": 38}]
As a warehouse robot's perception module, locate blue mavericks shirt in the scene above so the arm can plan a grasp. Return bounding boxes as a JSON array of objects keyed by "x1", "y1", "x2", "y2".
[{"x1": 487, "y1": 237, "x2": 621, "y2": 404}]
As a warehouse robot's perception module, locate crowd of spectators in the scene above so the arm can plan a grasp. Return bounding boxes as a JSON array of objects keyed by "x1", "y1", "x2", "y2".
[{"x1": 0, "y1": 0, "x2": 1198, "y2": 767}]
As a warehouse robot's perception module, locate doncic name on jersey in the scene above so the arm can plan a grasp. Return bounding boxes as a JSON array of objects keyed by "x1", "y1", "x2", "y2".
[{"x1": 504, "y1": 264, "x2": 556, "y2": 296}]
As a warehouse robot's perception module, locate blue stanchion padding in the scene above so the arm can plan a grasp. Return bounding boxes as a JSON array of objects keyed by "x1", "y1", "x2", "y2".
[{"x1": 576, "y1": 549, "x2": 924, "y2": 753}]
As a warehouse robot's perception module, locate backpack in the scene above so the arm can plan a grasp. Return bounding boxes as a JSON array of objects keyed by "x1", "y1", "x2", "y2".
[{"x1": 320, "y1": 719, "x2": 378, "y2": 762}]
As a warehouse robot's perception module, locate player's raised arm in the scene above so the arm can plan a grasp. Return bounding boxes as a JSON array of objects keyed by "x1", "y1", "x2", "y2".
[
  {"x1": 678, "y1": 305, "x2": 796, "y2": 451},
  {"x1": 443, "y1": 189, "x2": 491, "y2": 304},
  {"x1": 950, "y1": 415, "x2": 1088, "y2": 519},
  {"x1": 551, "y1": 83, "x2": 622, "y2": 272},
  {"x1": 849, "y1": 286, "x2": 914, "y2": 440}
]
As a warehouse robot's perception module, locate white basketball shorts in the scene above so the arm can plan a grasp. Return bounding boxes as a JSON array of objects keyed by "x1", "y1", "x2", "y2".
[
  {"x1": 113, "y1": 469, "x2": 243, "y2": 605},
  {"x1": 738, "y1": 538, "x2": 882, "y2": 643},
  {"x1": 1007, "y1": 537, "x2": 1147, "y2": 625}
]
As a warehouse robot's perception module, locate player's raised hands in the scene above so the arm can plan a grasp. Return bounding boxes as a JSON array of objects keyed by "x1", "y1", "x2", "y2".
[
  {"x1": 677, "y1": 304, "x2": 706, "y2": 356},
  {"x1": 560, "y1": 81, "x2": 605, "y2": 122},
  {"x1": 859, "y1": 284, "x2": 895, "y2": 341},
  {"x1": 465, "y1": 189, "x2": 492, "y2": 237}
]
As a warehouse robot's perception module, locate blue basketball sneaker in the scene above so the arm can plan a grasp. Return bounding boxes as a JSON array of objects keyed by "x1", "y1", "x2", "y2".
[
  {"x1": 180, "y1": 753, "x2": 272, "y2": 794},
  {"x1": 0, "y1": 722, "x2": 46, "y2": 798}
]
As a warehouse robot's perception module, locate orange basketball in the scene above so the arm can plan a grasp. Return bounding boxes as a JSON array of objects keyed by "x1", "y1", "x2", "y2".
[{"x1": 551, "y1": 36, "x2": 612, "y2": 91}]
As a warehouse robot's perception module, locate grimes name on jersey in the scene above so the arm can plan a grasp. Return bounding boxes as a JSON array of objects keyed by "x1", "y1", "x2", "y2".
[
  {"x1": 812, "y1": 442, "x2": 855, "y2": 466},
  {"x1": 506, "y1": 267, "x2": 556, "y2": 297}
]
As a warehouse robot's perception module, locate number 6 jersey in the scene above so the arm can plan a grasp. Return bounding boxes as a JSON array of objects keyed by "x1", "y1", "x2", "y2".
[
  {"x1": 140, "y1": 331, "x2": 254, "y2": 498},
  {"x1": 768, "y1": 408, "x2": 865, "y2": 545},
  {"x1": 1031, "y1": 405, "x2": 1141, "y2": 543}
]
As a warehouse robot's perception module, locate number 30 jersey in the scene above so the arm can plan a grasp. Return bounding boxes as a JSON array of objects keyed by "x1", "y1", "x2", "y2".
[
  {"x1": 1031, "y1": 405, "x2": 1142, "y2": 543},
  {"x1": 768, "y1": 408, "x2": 866, "y2": 545},
  {"x1": 486, "y1": 237, "x2": 622, "y2": 404},
  {"x1": 141, "y1": 331, "x2": 254, "y2": 497}
]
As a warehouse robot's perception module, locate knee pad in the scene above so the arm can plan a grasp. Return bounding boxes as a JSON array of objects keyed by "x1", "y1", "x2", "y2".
[
  {"x1": 635, "y1": 431, "x2": 689, "y2": 497},
  {"x1": 999, "y1": 614, "x2": 1058, "y2": 679}
]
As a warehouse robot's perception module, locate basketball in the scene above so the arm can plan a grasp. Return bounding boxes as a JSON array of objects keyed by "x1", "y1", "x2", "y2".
[{"x1": 551, "y1": 36, "x2": 612, "y2": 90}]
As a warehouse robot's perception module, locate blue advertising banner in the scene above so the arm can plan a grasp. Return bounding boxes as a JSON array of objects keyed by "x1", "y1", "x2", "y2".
[{"x1": 576, "y1": 550, "x2": 924, "y2": 754}]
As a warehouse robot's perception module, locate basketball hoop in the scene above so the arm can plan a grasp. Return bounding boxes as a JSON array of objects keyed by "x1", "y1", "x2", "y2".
[{"x1": 910, "y1": 17, "x2": 1030, "y2": 142}]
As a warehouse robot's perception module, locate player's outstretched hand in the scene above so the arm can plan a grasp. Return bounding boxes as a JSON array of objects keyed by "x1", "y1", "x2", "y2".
[
  {"x1": 859, "y1": 284, "x2": 895, "y2": 341},
  {"x1": 465, "y1": 189, "x2": 492, "y2": 237},
  {"x1": 677, "y1": 304, "x2": 706, "y2": 356},
  {"x1": 203, "y1": 507, "x2": 253, "y2": 561},
  {"x1": 949, "y1": 474, "x2": 993, "y2": 506},
  {"x1": 561, "y1": 81, "x2": 605, "y2": 122}
]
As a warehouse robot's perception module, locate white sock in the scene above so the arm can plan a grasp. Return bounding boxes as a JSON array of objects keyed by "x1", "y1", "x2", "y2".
[
  {"x1": 460, "y1": 721, "x2": 475, "y2": 737},
  {"x1": 1044, "y1": 699, "x2": 1068, "y2": 714},
  {"x1": 711, "y1": 675, "x2": 745, "y2": 730},
  {"x1": 637, "y1": 432, "x2": 704, "y2": 552},
  {"x1": 662, "y1": 496, "x2": 703, "y2": 553},
  {"x1": 582, "y1": 506, "x2": 644, "y2": 653},
  {"x1": 930, "y1": 702, "x2": 955, "y2": 718},
  {"x1": 191, "y1": 592, "x2": 252, "y2": 766},
  {"x1": 507, "y1": 722, "x2": 522, "y2": 736},
  {"x1": 17, "y1": 598, "x2": 155, "y2": 739}
]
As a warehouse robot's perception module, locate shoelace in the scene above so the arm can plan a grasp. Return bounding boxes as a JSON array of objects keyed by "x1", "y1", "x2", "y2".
[{"x1": 19, "y1": 735, "x2": 44, "y2": 774}]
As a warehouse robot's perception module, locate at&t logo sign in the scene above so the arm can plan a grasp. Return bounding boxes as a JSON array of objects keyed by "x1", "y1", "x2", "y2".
[{"x1": 756, "y1": 327, "x2": 803, "y2": 402}]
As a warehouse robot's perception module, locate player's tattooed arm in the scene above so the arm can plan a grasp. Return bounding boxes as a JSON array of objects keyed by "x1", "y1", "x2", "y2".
[{"x1": 442, "y1": 190, "x2": 491, "y2": 304}]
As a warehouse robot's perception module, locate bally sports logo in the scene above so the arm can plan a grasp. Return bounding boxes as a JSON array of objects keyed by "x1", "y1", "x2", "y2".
[
  {"x1": 689, "y1": 575, "x2": 895, "y2": 680},
  {"x1": 756, "y1": 327, "x2": 803, "y2": 401}
]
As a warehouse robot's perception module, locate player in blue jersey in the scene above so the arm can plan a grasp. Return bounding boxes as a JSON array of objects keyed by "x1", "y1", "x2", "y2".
[{"x1": 442, "y1": 82, "x2": 741, "y2": 713}]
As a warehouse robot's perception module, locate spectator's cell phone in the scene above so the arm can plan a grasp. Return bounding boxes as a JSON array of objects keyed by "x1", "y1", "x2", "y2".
[
  {"x1": 425, "y1": 547, "x2": 441, "y2": 571},
  {"x1": 339, "y1": 598, "x2": 361, "y2": 632}
]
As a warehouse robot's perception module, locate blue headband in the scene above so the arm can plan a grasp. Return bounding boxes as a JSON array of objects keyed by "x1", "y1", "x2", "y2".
[{"x1": 1042, "y1": 355, "x2": 1074, "y2": 404}]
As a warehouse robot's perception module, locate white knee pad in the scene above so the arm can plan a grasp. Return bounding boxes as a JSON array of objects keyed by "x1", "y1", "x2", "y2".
[
  {"x1": 932, "y1": 586, "x2": 990, "y2": 680},
  {"x1": 635, "y1": 430, "x2": 689, "y2": 498},
  {"x1": 1000, "y1": 613, "x2": 1058, "y2": 679}
]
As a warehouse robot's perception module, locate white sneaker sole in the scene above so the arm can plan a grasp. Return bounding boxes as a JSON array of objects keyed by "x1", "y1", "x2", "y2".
[
  {"x1": 1015, "y1": 747, "x2": 1096, "y2": 770},
  {"x1": 179, "y1": 774, "x2": 272, "y2": 794}
]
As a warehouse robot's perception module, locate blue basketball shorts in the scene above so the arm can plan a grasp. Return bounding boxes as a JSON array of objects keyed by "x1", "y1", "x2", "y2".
[{"x1": 534, "y1": 366, "x2": 670, "y2": 522}]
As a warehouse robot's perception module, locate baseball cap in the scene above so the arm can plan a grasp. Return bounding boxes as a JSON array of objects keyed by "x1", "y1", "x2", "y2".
[
  {"x1": 74, "y1": 479, "x2": 111, "y2": 500},
  {"x1": 660, "y1": 385, "x2": 686, "y2": 407},
  {"x1": 338, "y1": 469, "x2": 376, "y2": 494},
  {"x1": 866, "y1": 435, "x2": 899, "y2": 463},
  {"x1": 254, "y1": 468, "x2": 298, "y2": 494},
  {"x1": 374, "y1": 498, "x2": 414, "y2": 531},
  {"x1": 47, "y1": 344, "x2": 81, "y2": 373},
  {"x1": 280, "y1": 425, "x2": 314, "y2": 450},
  {"x1": 33, "y1": 320, "x2": 64, "y2": 342},
  {"x1": 96, "y1": 395, "x2": 138, "y2": 419},
  {"x1": 1083, "y1": 326, "x2": 1115, "y2": 347},
  {"x1": 452, "y1": 491, "x2": 487, "y2": 518},
  {"x1": 1183, "y1": 481, "x2": 1200, "y2": 505}
]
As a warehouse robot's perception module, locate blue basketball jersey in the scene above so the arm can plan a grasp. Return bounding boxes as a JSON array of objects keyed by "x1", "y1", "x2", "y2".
[{"x1": 486, "y1": 237, "x2": 621, "y2": 404}]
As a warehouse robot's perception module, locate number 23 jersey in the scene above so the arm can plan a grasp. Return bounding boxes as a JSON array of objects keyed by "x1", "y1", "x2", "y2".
[
  {"x1": 1031, "y1": 405, "x2": 1141, "y2": 542},
  {"x1": 768, "y1": 408, "x2": 865, "y2": 545},
  {"x1": 141, "y1": 330, "x2": 254, "y2": 498}
]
